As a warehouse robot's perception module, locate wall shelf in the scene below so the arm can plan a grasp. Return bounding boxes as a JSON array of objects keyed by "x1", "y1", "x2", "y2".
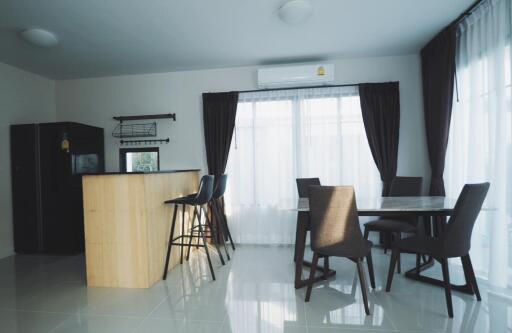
[
  {"x1": 113, "y1": 113, "x2": 176, "y2": 122},
  {"x1": 112, "y1": 113, "x2": 176, "y2": 141},
  {"x1": 120, "y1": 138, "x2": 170, "y2": 145}
]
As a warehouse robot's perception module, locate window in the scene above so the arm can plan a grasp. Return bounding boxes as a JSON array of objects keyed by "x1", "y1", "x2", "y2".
[
  {"x1": 224, "y1": 86, "x2": 380, "y2": 244},
  {"x1": 119, "y1": 147, "x2": 160, "y2": 172},
  {"x1": 445, "y1": 0, "x2": 512, "y2": 287}
]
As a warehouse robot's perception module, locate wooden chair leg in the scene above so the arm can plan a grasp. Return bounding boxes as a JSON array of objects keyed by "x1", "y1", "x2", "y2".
[
  {"x1": 305, "y1": 253, "x2": 319, "y2": 302},
  {"x1": 323, "y1": 256, "x2": 330, "y2": 280},
  {"x1": 462, "y1": 255, "x2": 481, "y2": 301},
  {"x1": 294, "y1": 216, "x2": 301, "y2": 262},
  {"x1": 356, "y1": 258, "x2": 371, "y2": 315},
  {"x1": 385, "y1": 248, "x2": 399, "y2": 292},
  {"x1": 366, "y1": 251, "x2": 376, "y2": 289},
  {"x1": 396, "y1": 232, "x2": 401, "y2": 274},
  {"x1": 415, "y1": 254, "x2": 421, "y2": 276},
  {"x1": 294, "y1": 220, "x2": 307, "y2": 289},
  {"x1": 363, "y1": 228, "x2": 370, "y2": 240},
  {"x1": 440, "y1": 258, "x2": 454, "y2": 318},
  {"x1": 163, "y1": 204, "x2": 178, "y2": 280}
]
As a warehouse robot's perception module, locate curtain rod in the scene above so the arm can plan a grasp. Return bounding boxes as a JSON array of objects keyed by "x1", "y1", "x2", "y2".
[
  {"x1": 453, "y1": 0, "x2": 485, "y2": 26},
  {"x1": 236, "y1": 83, "x2": 359, "y2": 94}
]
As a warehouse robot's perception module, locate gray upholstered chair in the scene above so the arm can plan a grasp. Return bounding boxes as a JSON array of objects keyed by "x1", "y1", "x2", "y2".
[
  {"x1": 306, "y1": 186, "x2": 376, "y2": 315},
  {"x1": 385, "y1": 182, "x2": 490, "y2": 318},
  {"x1": 364, "y1": 176, "x2": 423, "y2": 273}
]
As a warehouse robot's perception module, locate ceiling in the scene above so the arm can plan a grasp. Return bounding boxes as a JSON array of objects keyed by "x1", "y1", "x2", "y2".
[{"x1": 0, "y1": 0, "x2": 474, "y2": 80}]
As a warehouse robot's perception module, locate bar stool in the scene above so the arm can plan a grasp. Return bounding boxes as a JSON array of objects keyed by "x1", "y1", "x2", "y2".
[
  {"x1": 163, "y1": 175, "x2": 224, "y2": 281},
  {"x1": 210, "y1": 174, "x2": 235, "y2": 251},
  {"x1": 181, "y1": 174, "x2": 235, "y2": 252}
]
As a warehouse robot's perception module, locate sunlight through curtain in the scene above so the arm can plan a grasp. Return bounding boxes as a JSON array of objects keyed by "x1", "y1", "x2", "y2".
[
  {"x1": 224, "y1": 86, "x2": 380, "y2": 244},
  {"x1": 445, "y1": 0, "x2": 512, "y2": 288}
]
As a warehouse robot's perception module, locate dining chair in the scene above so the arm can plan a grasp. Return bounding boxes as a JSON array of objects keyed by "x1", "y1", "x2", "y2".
[
  {"x1": 294, "y1": 178, "x2": 321, "y2": 262},
  {"x1": 306, "y1": 186, "x2": 376, "y2": 315},
  {"x1": 363, "y1": 176, "x2": 423, "y2": 273},
  {"x1": 385, "y1": 182, "x2": 490, "y2": 318}
]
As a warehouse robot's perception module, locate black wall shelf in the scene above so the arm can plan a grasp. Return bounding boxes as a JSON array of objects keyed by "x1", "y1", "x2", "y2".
[
  {"x1": 113, "y1": 113, "x2": 176, "y2": 122},
  {"x1": 120, "y1": 138, "x2": 170, "y2": 145}
]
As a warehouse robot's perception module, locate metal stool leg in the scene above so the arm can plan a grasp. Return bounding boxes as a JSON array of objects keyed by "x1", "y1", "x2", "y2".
[
  {"x1": 202, "y1": 205, "x2": 225, "y2": 265},
  {"x1": 186, "y1": 205, "x2": 199, "y2": 261},
  {"x1": 196, "y1": 207, "x2": 202, "y2": 249},
  {"x1": 207, "y1": 204, "x2": 230, "y2": 261},
  {"x1": 163, "y1": 204, "x2": 178, "y2": 280},
  {"x1": 216, "y1": 199, "x2": 235, "y2": 250},
  {"x1": 196, "y1": 206, "x2": 216, "y2": 281},
  {"x1": 180, "y1": 204, "x2": 185, "y2": 264}
]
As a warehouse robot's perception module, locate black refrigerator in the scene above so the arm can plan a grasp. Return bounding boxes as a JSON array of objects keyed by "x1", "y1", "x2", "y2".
[{"x1": 10, "y1": 122, "x2": 105, "y2": 254}]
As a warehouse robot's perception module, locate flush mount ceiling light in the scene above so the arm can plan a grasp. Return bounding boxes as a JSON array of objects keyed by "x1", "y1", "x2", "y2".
[
  {"x1": 20, "y1": 28, "x2": 59, "y2": 48},
  {"x1": 278, "y1": 0, "x2": 313, "y2": 24}
]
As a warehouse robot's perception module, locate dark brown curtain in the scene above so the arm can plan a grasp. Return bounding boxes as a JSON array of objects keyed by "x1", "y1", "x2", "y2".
[
  {"x1": 359, "y1": 82, "x2": 400, "y2": 196},
  {"x1": 202, "y1": 91, "x2": 239, "y2": 176},
  {"x1": 421, "y1": 25, "x2": 456, "y2": 196}
]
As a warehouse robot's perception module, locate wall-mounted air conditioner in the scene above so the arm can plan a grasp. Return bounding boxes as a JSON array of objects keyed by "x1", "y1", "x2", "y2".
[{"x1": 257, "y1": 64, "x2": 334, "y2": 89}]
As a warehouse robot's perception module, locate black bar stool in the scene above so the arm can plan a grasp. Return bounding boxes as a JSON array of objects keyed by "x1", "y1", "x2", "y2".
[
  {"x1": 210, "y1": 174, "x2": 235, "y2": 251},
  {"x1": 163, "y1": 175, "x2": 224, "y2": 281}
]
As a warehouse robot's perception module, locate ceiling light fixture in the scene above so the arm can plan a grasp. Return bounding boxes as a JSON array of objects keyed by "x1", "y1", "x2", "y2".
[
  {"x1": 20, "y1": 28, "x2": 59, "y2": 48},
  {"x1": 278, "y1": 0, "x2": 313, "y2": 25}
]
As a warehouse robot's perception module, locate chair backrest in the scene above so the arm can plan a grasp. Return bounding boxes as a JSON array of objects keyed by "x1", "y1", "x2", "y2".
[
  {"x1": 389, "y1": 176, "x2": 423, "y2": 197},
  {"x1": 308, "y1": 186, "x2": 368, "y2": 257},
  {"x1": 212, "y1": 174, "x2": 227, "y2": 200},
  {"x1": 441, "y1": 182, "x2": 490, "y2": 257},
  {"x1": 195, "y1": 175, "x2": 215, "y2": 205},
  {"x1": 296, "y1": 178, "x2": 321, "y2": 198}
]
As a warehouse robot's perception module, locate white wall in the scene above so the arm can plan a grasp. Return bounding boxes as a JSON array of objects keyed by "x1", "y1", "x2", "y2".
[
  {"x1": 0, "y1": 63, "x2": 56, "y2": 258},
  {"x1": 55, "y1": 54, "x2": 429, "y2": 185},
  {"x1": 0, "y1": 54, "x2": 428, "y2": 257}
]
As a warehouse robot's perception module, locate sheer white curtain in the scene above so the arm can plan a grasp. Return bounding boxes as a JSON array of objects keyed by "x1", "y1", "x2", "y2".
[
  {"x1": 445, "y1": 0, "x2": 512, "y2": 288},
  {"x1": 224, "y1": 86, "x2": 381, "y2": 244}
]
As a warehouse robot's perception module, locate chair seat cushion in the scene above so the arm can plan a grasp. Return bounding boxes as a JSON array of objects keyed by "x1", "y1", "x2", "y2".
[
  {"x1": 317, "y1": 240, "x2": 373, "y2": 259},
  {"x1": 364, "y1": 219, "x2": 417, "y2": 233},
  {"x1": 395, "y1": 236, "x2": 443, "y2": 258}
]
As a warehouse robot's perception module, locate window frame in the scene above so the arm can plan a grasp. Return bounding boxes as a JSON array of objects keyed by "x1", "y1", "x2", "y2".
[{"x1": 119, "y1": 147, "x2": 160, "y2": 172}]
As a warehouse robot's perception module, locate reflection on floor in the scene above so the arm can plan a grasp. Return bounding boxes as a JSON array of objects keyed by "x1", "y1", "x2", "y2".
[{"x1": 0, "y1": 244, "x2": 510, "y2": 333}]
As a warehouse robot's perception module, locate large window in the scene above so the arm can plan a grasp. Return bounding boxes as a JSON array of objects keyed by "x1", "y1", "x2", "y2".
[
  {"x1": 445, "y1": 0, "x2": 512, "y2": 288},
  {"x1": 119, "y1": 147, "x2": 160, "y2": 172},
  {"x1": 224, "y1": 86, "x2": 380, "y2": 244}
]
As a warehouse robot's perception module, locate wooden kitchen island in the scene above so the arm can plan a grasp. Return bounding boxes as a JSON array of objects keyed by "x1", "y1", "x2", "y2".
[{"x1": 82, "y1": 169, "x2": 200, "y2": 288}]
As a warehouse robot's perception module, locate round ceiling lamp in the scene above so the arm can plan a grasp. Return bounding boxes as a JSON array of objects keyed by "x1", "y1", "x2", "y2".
[
  {"x1": 278, "y1": 0, "x2": 313, "y2": 24},
  {"x1": 20, "y1": 28, "x2": 59, "y2": 48}
]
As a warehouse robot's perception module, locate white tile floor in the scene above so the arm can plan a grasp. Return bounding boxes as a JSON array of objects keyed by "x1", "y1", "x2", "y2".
[{"x1": 0, "y1": 244, "x2": 511, "y2": 333}]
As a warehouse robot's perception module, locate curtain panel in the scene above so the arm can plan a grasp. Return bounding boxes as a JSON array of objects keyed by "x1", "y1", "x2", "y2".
[
  {"x1": 358, "y1": 82, "x2": 400, "y2": 196},
  {"x1": 421, "y1": 25, "x2": 457, "y2": 196},
  {"x1": 202, "y1": 91, "x2": 239, "y2": 176},
  {"x1": 445, "y1": 0, "x2": 512, "y2": 288}
]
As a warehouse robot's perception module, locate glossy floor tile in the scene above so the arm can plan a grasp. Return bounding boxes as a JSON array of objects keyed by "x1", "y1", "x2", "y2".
[{"x1": 0, "y1": 243, "x2": 511, "y2": 333}]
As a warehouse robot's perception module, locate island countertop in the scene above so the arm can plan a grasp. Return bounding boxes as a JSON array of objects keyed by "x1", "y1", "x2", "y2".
[{"x1": 82, "y1": 169, "x2": 201, "y2": 176}]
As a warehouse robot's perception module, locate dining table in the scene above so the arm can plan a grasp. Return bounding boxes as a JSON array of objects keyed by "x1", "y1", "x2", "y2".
[{"x1": 293, "y1": 195, "x2": 483, "y2": 296}]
